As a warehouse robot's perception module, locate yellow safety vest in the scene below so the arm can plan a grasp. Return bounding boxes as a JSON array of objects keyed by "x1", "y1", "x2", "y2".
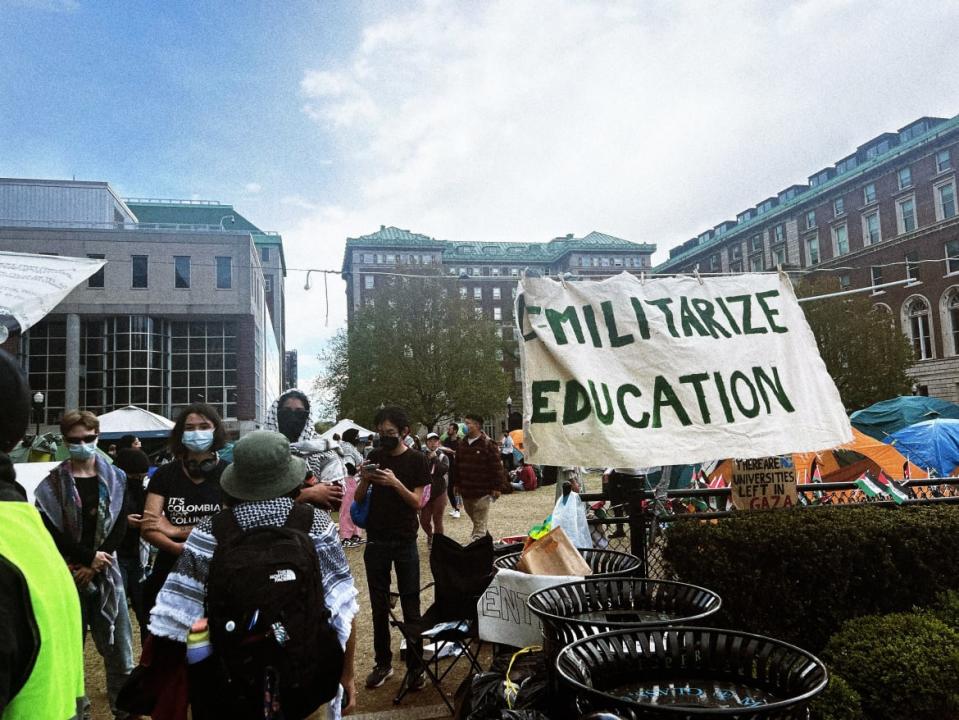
[{"x1": 0, "y1": 502, "x2": 84, "y2": 719}]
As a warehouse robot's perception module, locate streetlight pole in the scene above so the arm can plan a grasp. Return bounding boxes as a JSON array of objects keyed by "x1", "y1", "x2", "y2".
[
  {"x1": 32, "y1": 392, "x2": 44, "y2": 438},
  {"x1": 506, "y1": 395, "x2": 512, "y2": 431}
]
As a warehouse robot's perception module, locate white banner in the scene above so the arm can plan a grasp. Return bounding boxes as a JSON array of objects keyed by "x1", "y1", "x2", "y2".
[
  {"x1": 477, "y1": 568, "x2": 583, "y2": 648},
  {"x1": 0, "y1": 251, "x2": 105, "y2": 333},
  {"x1": 517, "y1": 272, "x2": 851, "y2": 468}
]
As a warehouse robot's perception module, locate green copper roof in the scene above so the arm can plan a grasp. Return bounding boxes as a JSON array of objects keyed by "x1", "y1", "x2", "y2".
[
  {"x1": 125, "y1": 200, "x2": 263, "y2": 233},
  {"x1": 655, "y1": 113, "x2": 959, "y2": 273},
  {"x1": 345, "y1": 227, "x2": 655, "y2": 266}
]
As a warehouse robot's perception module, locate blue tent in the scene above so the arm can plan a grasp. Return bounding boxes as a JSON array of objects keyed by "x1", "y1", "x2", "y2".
[
  {"x1": 887, "y1": 419, "x2": 959, "y2": 477},
  {"x1": 851, "y1": 396, "x2": 959, "y2": 441}
]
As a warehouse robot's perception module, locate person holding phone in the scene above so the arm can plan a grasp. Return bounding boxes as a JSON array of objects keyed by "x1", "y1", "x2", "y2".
[{"x1": 355, "y1": 406, "x2": 429, "y2": 692}]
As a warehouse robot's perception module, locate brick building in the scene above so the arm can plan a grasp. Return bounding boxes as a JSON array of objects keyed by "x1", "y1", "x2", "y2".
[
  {"x1": 0, "y1": 178, "x2": 286, "y2": 432},
  {"x1": 655, "y1": 114, "x2": 959, "y2": 400},
  {"x1": 341, "y1": 226, "x2": 655, "y2": 427}
]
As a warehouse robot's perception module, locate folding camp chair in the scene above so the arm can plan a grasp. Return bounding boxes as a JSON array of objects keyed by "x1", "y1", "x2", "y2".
[{"x1": 390, "y1": 533, "x2": 495, "y2": 714}]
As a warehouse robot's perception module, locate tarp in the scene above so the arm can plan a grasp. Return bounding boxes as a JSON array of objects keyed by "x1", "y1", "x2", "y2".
[
  {"x1": 518, "y1": 272, "x2": 851, "y2": 468},
  {"x1": 887, "y1": 419, "x2": 959, "y2": 477},
  {"x1": 0, "y1": 251, "x2": 105, "y2": 339},
  {"x1": 708, "y1": 428, "x2": 927, "y2": 483},
  {"x1": 11, "y1": 462, "x2": 60, "y2": 504},
  {"x1": 850, "y1": 396, "x2": 959, "y2": 441},
  {"x1": 319, "y1": 418, "x2": 374, "y2": 441},
  {"x1": 97, "y1": 405, "x2": 174, "y2": 439}
]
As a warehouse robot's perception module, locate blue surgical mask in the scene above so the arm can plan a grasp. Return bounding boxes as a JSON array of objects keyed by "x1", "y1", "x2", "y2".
[
  {"x1": 68, "y1": 442, "x2": 97, "y2": 460},
  {"x1": 182, "y1": 429, "x2": 214, "y2": 452}
]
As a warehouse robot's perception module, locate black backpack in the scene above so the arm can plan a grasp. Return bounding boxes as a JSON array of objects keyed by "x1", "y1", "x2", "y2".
[{"x1": 207, "y1": 503, "x2": 344, "y2": 719}]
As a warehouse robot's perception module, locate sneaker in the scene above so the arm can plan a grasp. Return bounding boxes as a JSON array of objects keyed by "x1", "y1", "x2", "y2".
[
  {"x1": 366, "y1": 665, "x2": 394, "y2": 689},
  {"x1": 449, "y1": 509, "x2": 461, "y2": 518},
  {"x1": 350, "y1": 535, "x2": 366, "y2": 546},
  {"x1": 406, "y1": 672, "x2": 427, "y2": 691}
]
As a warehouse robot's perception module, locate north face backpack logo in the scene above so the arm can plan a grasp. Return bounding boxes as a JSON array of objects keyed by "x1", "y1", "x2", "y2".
[{"x1": 269, "y1": 568, "x2": 296, "y2": 583}]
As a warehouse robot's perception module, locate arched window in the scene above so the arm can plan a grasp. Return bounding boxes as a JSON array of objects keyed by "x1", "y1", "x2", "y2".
[
  {"x1": 903, "y1": 296, "x2": 933, "y2": 360},
  {"x1": 872, "y1": 302, "x2": 894, "y2": 327},
  {"x1": 937, "y1": 286, "x2": 959, "y2": 357}
]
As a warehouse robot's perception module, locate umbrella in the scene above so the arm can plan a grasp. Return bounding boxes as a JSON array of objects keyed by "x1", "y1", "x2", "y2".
[
  {"x1": 851, "y1": 396, "x2": 959, "y2": 441},
  {"x1": 887, "y1": 419, "x2": 959, "y2": 477}
]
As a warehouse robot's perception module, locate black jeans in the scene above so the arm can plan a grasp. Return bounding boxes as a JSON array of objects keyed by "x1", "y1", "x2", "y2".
[{"x1": 364, "y1": 539, "x2": 422, "y2": 671}]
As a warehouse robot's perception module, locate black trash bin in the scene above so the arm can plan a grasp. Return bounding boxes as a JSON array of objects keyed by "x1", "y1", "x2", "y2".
[
  {"x1": 528, "y1": 578, "x2": 721, "y2": 664},
  {"x1": 556, "y1": 626, "x2": 828, "y2": 719},
  {"x1": 494, "y1": 547, "x2": 642, "y2": 577}
]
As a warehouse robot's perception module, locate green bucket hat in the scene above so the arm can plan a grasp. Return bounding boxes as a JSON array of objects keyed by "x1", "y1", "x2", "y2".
[{"x1": 220, "y1": 430, "x2": 306, "y2": 502}]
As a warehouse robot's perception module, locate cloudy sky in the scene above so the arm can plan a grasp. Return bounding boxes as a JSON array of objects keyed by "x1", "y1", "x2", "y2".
[{"x1": 1, "y1": 0, "x2": 957, "y2": 393}]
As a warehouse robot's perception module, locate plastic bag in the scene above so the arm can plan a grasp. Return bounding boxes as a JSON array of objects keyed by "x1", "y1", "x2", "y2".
[
  {"x1": 349, "y1": 486, "x2": 372, "y2": 528},
  {"x1": 463, "y1": 648, "x2": 549, "y2": 719},
  {"x1": 550, "y1": 491, "x2": 592, "y2": 548}
]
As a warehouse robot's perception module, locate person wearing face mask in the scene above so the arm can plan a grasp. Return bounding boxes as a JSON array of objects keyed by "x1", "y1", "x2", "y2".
[
  {"x1": 263, "y1": 389, "x2": 345, "y2": 510},
  {"x1": 140, "y1": 403, "x2": 228, "y2": 619},
  {"x1": 35, "y1": 409, "x2": 134, "y2": 719}
]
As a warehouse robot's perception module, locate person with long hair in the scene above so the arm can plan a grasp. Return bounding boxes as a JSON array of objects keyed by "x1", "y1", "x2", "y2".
[{"x1": 139, "y1": 403, "x2": 228, "y2": 617}]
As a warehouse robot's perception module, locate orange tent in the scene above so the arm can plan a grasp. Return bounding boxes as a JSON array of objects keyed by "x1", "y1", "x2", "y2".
[{"x1": 708, "y1": 428, "x2": 927, "y2": 483}]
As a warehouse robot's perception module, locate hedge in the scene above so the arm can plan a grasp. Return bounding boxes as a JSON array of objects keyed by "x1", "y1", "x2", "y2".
[
  {"x1": 808, "y1": 674, "x2": 863, "y2": 720},
  {"x1": 823, "y1": 612, "x2": 959, "y2": 720},
  {"x1": 659, "y1": 504, "x2": 959, "y2": 652}
]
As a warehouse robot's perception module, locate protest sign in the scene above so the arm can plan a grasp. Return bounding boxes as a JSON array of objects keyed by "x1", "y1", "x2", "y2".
[
  {"x1": 517, "y1": 272, "x2": 851, "y2": 467},
  {"x1": 729, "y1": 456, "x2": 798, "y2": 510},
  {"x1": 477, "y1": 568, "x2": 583, "y2": 647}
]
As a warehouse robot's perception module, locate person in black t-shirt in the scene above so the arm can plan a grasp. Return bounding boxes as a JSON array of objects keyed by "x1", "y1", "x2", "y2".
[
  {"x1": 140, "y1": 403, "x2": 229, "y2": 616},
  {"x1": 112, "y1": 447, "x2": 152, "y2": 641},
  {"x1": 355, "y1": 406, "x2": 430, "y2": 692}
]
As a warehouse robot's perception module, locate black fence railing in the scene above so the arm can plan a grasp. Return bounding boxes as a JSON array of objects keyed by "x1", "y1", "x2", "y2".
[{"x1": 582, "y1": 478, "x2": 959, "y2": 579}]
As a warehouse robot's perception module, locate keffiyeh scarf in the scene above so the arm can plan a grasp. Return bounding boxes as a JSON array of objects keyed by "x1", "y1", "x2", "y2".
[{"x1": 35, "y1": 455, "x2": 126, "y2": 642}]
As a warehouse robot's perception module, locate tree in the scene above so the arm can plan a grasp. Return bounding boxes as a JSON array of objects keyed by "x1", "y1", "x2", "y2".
[
  {"x1": 315, "y1": 272, "x2": 512, "y2": 430},
  {"x1": 798, "y1": 277, "x2": 914, "y2": 411}
]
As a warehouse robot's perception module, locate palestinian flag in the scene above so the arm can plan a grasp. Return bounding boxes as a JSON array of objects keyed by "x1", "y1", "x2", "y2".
[
  {"x1": 811, "y1": 461, "x2": 823, "y2": 484},
  {"x1": 903, "y1": 461, "x2": 911, "y2": 481},
  {"x1": 876, "y1": 470, "x2": 909, "y2": 505},
  {"x1": 708, "y1": 473, "x2": 726, "y2": 489},
  {"x1": 854, "y1": 473, "x2": 885, "y2": 499}
]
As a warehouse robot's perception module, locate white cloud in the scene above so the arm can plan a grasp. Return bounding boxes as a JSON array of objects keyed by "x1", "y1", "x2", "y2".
[
  {"x1": 286, "y1": 0, "x2": 959, "y2": 389},
  {"x1": 245, "y1": 182, "x2": 262, "y2": 194}
]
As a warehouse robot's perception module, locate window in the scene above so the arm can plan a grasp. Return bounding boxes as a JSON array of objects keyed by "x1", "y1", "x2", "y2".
[
  {"x1": 510, "y1": 268, "x2": 519, "y2": 277},
  {"x1": 459, "y1": 287, "x2": 467, "y2": 299},
  {"x1": 474, "y1": 307, "x2": 484, "y2": 319},
  {"x1": 264, "y1": 276, "x2": 272, "y2": 293},
  {"x1": 422, "y1": 254, "x2": 433, "y2": 265},
  {"x1": 897, "y1": 197, "x2": 917, "y2": 234},
  {"x1": 363, "y1": 253, "x2": 373, "y2": 264},
  {"x1": 773, "y1": 225, "x2": 785, "y2": 243},
  {"x1": 898, "y1": 166, "x2": 912, "y2": 189},
  {"x1": 731, "y1": 245, "x2": 742, "y2": 261},
  {"x1": 749, "y1": 254, "x2": 763, "y2": 272},
  {"x1": 491, "y1": 267, "x2": 500, "y2": 276},
  {"x1": 492, "y1": 287, "x2": 501, "y2": 300},
  {"x1": 174, "y1": 256, "x2": 191, "y2": 289},
  {"x1": 750, "y1": 235, "x2": 763, "y2": 252},
  {"x1": 493, "y1": 307, "x2": 502, "y2": 321},
  {"x1": 376, "y1": 254, "x2": 384, "y2": 264},
  {"x1": 772, "y1": 245, "x2": 786, "y2": 266},
  {"x1": 806, "y1": 236, "x2": 820, "y2": 266},
  {"x1": 871, "y1": 266, "x2": 883, "y2": 290},
  {"x1": 937, "y1": 150, "x2": 952, "y2": 173},
  {"x1": 947, "y1": 290, "x2": 959, "y2": 354},
  {"x1": 87, "y1": 254, "x2": 105, "y2": 288},
  {"x1": 495, "y1": 349, "x2": 504, "y2": 361},
  {"x1": 364, "y1": 275, "x2": 374, "y2": 290},
  {"x1": 613, "y1": 257, "x2": 623, "y2": 267},
  {"x1": 906, "y1": 297, "x2": 932, "y2": 359},
  {"x1": 805, "y1": 210, "x2": 816, "y2": 230},
  {"x1": 600, "y1": 257, "x2": 610, "y2": 267},
  {"x1": 839, "y1": 274, "x2": 851, "y2": 290},
  {"x1": 833, "y1": 197, "x2": 845, "y2": 217},
  {"x1": 215, "y1": 257, "x2": 232, "y2": 289},
  {"x1": 946, "y1": 240, "x2": 959, "y2": 274},
  {"x1": 471, "y1": 267, "x2": 480, "y2": 276},
  {"x1": 132, "y1": 255, "x2": 148, "y2": 288},
  {"x1": 386, "y1": 254, "x2": 395, "y2": 264},
  {"x1": 832, "y1": 224, "x2": 849, "y2": 256},
  {"x1": 473, "y1": 287, "x2": 482, "y2": 300},
  {"x1": 862, "y1": 211, "x2": 881, "y2": 245},
  {"x1": 935, "y1": 180, "x2": 957, "y2": 221},
  {"x1": 863, "y1": 183, "x2": 877, "y2": 205},
  {"x1": 906, "y1": 251, "x2": 920, "y2": 283},
  {"x1": 709, "y1": 255, "x2": 720, "y2": 271},
  {"x1": 260, "y1": 247, "x2": 270, "y2": 262}
]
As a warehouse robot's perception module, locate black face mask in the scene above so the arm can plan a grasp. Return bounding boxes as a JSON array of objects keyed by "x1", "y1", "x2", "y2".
[
  {"x1": 277, "y1": 407, "x2": 309, "y2": 442},
  {"x1": 380, "y1": 436, "x2": 400, "y2": 451}
]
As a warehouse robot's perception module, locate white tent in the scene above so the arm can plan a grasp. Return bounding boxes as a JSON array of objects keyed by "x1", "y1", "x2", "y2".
[
  {"x1": 319, "y1": 418, "x2": 375, "y2": 441},
  {"x1": 98, "y1": 405, "x2": 175, "y2": 439}
]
